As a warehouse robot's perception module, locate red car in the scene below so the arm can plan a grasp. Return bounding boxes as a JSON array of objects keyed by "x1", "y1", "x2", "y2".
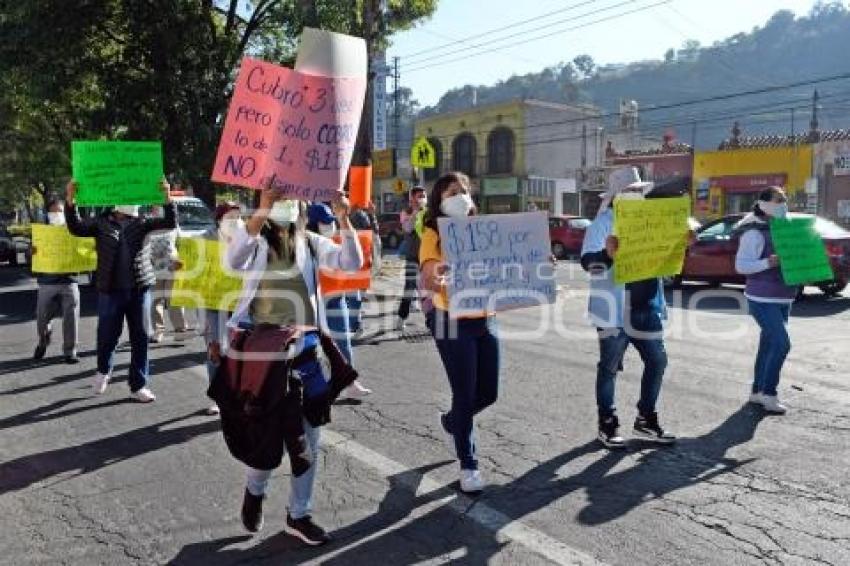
[
  {"x1": 674, "y1": 213, "x2": 850, "y2": 295},
  {"x1": 549, "y1": 215, "x2": 591, "y2": 259}
]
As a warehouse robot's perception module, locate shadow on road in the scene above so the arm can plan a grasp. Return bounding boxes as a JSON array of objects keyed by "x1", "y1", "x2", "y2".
[
  {"x1": 668, "y1": 285, "x2": 850, "y2": 317},
  {"x1": 0, "y1": 396, "x2": 131, "y2": 430},
  {"x1": 0, "y1": 413, "x2": 219, "y2": 495},
  {"x1": 166, "y1": 405, "x2": 766, "y2": 564}
]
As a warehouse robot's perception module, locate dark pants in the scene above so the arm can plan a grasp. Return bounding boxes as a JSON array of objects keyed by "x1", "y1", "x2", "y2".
[
  {"x1": 596, "y1": 310, "x2": 667, "y2": 421},
  {"x1": 427, "y1": 310, "x2": 500, "y2": 470},
  {"x1": 97, "y1": 289, "x2": 151, "y2": 392},
  {"x1": 397, "y1": 259, "x2": 419, "y2": 320}
]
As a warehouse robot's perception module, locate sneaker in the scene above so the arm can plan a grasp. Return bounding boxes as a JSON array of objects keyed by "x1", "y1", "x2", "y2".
[
  {"x1": 598, "y1": 416, "x2": 626, "y2": 449},
  {"x1": 241, "y1": 489, "x2": 265, "y2": 533},
  {"x1": 394, "y1": 317, "x2": 407, "y2": 332},
  {"x1": 285, "y1": 514, "x2": 331, "y2": 546},
  {"x1": 343, "y1": 380, "x2": 372, "y2": 398},
  {"x1": 205, "y1": 404, "x2": 221, "y2": 416},
  {"x1": 460, "y1": 469, "x2": 485, "y2": 493},
  {"x1": 93, "y1": 372, "x2": 111, "y2": 395},
  {"x1": 65, "y1": 354, "x2": 80, "y2": 364},
  {"x1": 633, "y1": 412, "x2": 676, "y2": 444},
  {"x1": 130, "y1": 387, "x2": 156, "y2": 403},
  {"x1": 748, "y1": 392, "x2": 765, "y2": 405},
  {"x1": 33, "y1": 342, "x2": 48, "y2": 360},
  {"x1": 438, "y1": 412, "x2": 457, "y2": 456},
  {"x1": 761, "y1": 395, "x2": 787, "y2": 415},
  {"x1": 149, "y1": 331, "x2": 164, "y2": 344}
]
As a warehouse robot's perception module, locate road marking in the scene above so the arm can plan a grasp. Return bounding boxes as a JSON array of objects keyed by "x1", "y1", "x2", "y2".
[{"x1": 322, "y1": 429, "x2": 607, "y2": 566}]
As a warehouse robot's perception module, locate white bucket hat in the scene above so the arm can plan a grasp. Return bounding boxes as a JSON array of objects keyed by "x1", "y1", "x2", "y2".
[{"x1": 597, "y1": 166, "x2": 654, "y2": 216}]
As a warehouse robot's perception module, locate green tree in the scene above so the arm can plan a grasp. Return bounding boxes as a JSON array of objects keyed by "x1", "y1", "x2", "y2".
[{"x1": 0, "y1": 0, "x2": 437, "y2": 208}]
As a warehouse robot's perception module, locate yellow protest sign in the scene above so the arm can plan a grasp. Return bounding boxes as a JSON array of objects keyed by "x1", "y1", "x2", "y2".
[
  {"x1": 31, "y1": 224, "x2": 97, "y2": 274},
  {"x1": 171, "y1": 238, "x2": 243, "y2": 311},
  {"x1": 613, "y1": 196, "x2": 690, "y2": 284}
]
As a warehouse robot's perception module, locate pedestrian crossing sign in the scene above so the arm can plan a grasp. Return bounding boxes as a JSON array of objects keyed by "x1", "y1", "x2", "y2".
[{"x1": 411, "y1": 137, "x2": 436, "y2": 169}]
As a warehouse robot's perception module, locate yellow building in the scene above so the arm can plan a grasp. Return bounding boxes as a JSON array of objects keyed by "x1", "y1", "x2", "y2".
[
  {"x1": 692, "y1": 141, "x2": 813, "y2": 221},
  {"x1": 414, "y1": 99, "x2": 600, "y2": 213}
]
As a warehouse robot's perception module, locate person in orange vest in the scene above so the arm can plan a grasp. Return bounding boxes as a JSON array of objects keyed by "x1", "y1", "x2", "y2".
[{"x1": 307, "y1": 203, "x2": 372, "y2": 399}]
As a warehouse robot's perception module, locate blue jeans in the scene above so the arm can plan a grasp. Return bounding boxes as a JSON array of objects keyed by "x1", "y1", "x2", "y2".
[
  {"x1": 427, "y1": 310, "x2": 500, "y2": 470},
  {"x1": 748, "y1": 300, "x2": 791, "y2": 396},
  {"x1": 97, "y1": 289, "x2": 151, "y2": 392},
  {"x1": 202, "y1": 309, "x2": 228, "y2": 385},
  {"x1": 346, "y1": 291, "x2": 363, "y2": 333},
  {"x1": 325, "y1": 295, "x2": 353, "y2": 364},
  {"x1": 596, "y1": 310, "x2": 668, "y2": 420},
  {"x1": 245, "y1": 419, "x2": 320, "y2": 520}
]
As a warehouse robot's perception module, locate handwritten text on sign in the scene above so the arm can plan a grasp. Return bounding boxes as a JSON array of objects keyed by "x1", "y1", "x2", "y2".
[
  {"x1": 171, "y1": 239, "x2": 244, "y2": 312},
  {"x1": 437, "y1": 212, "x2": 556, "y2": 317},
  {"x1": 72, "y1": 141, "x2": 164, "y2": 206},
  {"x1": 31, "y1": 225, "x2": 97, "y2": 274},
  {"x1": 212, "y1": 57, "x2": 367, "y2": 201},
  {"x1": 614, "y1": 196, "x2": 690, "y2": 284},
  {"x1": 770, "y1": 217, "x2": 834, "y2": 285}
]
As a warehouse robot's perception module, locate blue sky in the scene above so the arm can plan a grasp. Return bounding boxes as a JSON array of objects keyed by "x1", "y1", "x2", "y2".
[{"x1": 387, "y1": 0, "x2": 821, "y2": 107}]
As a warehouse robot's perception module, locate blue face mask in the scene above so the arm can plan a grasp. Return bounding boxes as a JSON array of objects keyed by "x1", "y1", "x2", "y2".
[{"x1": 773, "y1": 203, "x2": 789, "y2": 219}]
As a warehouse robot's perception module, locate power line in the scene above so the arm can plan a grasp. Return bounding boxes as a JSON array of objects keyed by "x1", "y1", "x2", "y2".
[
  {"x1": 396, "y1": 0, "x2": 598, "y2": 61},
  {"x1": 403, "y1": 0, "x2": 672, "y2": 73}
]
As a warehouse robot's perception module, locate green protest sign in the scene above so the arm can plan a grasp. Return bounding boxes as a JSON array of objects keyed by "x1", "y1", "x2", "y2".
[
  {"x1": 769, "y1": 217, "x2": 834, "y2": 285},
  {"x1": 72, "y1": 141, "x2": 164, "y2": 206}
]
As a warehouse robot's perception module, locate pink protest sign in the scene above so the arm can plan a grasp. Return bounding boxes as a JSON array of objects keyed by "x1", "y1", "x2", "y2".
[{"x1": 212, "y1": 57, "x2": 366, "y2": 200}]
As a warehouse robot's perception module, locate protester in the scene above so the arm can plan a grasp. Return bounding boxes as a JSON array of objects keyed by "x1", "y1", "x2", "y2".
[
  {"x1": 223, "y1": 188, "x2": 362, "y2": 545},
  {"x1": 198, "y1": 201, "x2": 242, "y2": 416},
  {"x1": 33, "y1": 199, "x2": 80, "y2": 364},
  {"x1": 147, "y1": 206, "x2": 191, "y2": 343},
  {"x1": 396, "y1": 187, "x2": 427, "y2": 331},
  {"x1": 419, "y1": 172, "x2": 498, "y2": 494},
  {"x1": 307, "y1": 202, "x2": 371, "y2": 398},
  {"x1": 734, "y1": 186, "x2": 795, "y2": 414},
  {"x1": 580, "y1": 166, "x2": 677, "y2": 449},
  {"x1": 346, "y1": 201, "x2": 379, "y2": 337},
  {"x1": 64, "y1": 179, "x2": 175, "y2": 403}
]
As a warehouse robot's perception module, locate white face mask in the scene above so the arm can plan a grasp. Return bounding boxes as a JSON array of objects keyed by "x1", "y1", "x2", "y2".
[
  {"x1": 440, "y1": 193, "x2": 474, "y2": 218},
  {"x1": 761, "y1": 201, "x2": 788, "y2": 219},
  {"x1": 47, "y1": 211, "x2": 66, "y2": 226},
  {"x1": 113, "y1": 205, "x2": 140, "y2": 218},
  {"x1": 219, "y1": 217, "x2": 244, "y2": 239},
  {"x1": 318, "y1": 222, "x2": 337, "y2": 238},
  {"x1": 268, "y1": 200, "x2": 300, "y2": 225}
]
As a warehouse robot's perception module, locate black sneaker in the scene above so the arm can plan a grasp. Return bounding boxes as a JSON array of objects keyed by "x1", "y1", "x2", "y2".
[
  {"x1": 285, "y1": 514, "x2": 331, "y2": 546},
  {"x1": 33, "y1": 343, "x2": 47, "y2": 360},
  {"x1": 598, "y1": 415, "x2": 626, "y2": 449},
  {"x1": 241, "y1": 489, "x2": 265, "y2": 533},
  {"x1": 633, "y1": 412, "x2": 676, "y2": 444},
  {"x1": 65, "y1": 355, "x2": 80, "y2": 364}
]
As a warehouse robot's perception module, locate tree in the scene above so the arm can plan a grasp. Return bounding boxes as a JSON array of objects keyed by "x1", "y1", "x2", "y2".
[
  {"x1": 573, "y1": 54, "x2": 596, "y2": 78},
  {"x1": 0, "y1": 0, "x2": 437, "y2": 208}
]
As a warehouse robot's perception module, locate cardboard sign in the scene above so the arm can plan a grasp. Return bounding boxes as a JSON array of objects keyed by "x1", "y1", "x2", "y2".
[
  {"x1": 171, "y1": 239, "x2": 244, "y2": 311},
  {"x1": 318, "y1": 231, "x2": 373, "y2": 295},
  {"x1": 437, "y1": 212, "x2": 555, "y2": 317},
  {"x1": 31, "y1": 225, "x2": 97, "y2": 274},
  {"x1": 770, "y1": 217, "x2": 834, "y2": 285},
  {"x1": 211, "y1": 57, "x2": 366, "y2": 201},
  {"x1": 72, "y1": 141, "x2": 164, "y2": 205},
  {"x1": 613, "y1": 196, "x2": 690, "y2": 284}
]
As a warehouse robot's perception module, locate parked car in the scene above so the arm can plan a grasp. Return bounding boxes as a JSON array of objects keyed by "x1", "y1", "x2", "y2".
[
  {"x1": 549, "y1": 215, "x2": 591, "y2": 259},
  {"x1": 378, "y1": 212, "x2": 404, "y2": 249},
  {"x1": 673, "y1": 213, "x2": 850, "y2": 296},
  {"x1": 0, "y1": 225, "x2": 18, "y2": 265},
  {"x1": 140, "y1": 195, "x2": 215, "y2": 238}
]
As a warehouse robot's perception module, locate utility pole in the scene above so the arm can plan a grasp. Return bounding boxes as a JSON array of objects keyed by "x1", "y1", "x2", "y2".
[
  {"x1": 691, "y1": 121, "x2": 697, "y2": 149},
  {"x1": 351, "y1": 0, "x2": 382, "y2": 171}
]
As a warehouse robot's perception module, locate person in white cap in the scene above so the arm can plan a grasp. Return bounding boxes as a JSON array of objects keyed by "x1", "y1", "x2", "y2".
[
  {"x1": 65, "y1": 178, "x2": 175, "y2": 403},
  {"x1": 579, "y1": 166, "x2": 677, "y2": 449}
]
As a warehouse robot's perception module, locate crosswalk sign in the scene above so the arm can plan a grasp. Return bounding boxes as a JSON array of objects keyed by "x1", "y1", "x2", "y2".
[{"x1": 411, "y1": 137, "x2": 436, "y2": 169}]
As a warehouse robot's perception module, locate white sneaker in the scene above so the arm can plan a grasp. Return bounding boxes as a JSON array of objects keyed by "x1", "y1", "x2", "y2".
[
  {"x1": 149, "y1": 331, "x2": 164, "y2": 344},
  {"x1": 130, "y1": 387, "x2": 157, "y2": 403},
  {"x1": 205, "y1": 404, "x2": 220, "y2": 416},
  {"x1": 394, "y1": 317, "x2": 407, "y2": 332},
  {"x1": 344, "y1": 380, "x2": 372, "y2": 398},
  {"x1": 460, "y1": 469, "x2": 485, "y2": 493},
  {"x1": 748, "y1": 392, "x2": 765, "y2": 405},
  {"x1": 761, "y1": 395, "x2": 787, "y2": 414},
  {"x1": 93, "y1": 372, "x2": 111, "y2": 395}
]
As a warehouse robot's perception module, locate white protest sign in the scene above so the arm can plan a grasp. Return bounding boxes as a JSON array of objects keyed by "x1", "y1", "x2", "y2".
[{"x1": 437, "y1": 212, "x2": 556, "y2": 317}]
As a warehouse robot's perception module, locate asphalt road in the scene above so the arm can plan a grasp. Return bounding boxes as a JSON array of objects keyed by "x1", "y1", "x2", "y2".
[{"x1": 1, "y1": 259, "x2": 849, "y2": 565}]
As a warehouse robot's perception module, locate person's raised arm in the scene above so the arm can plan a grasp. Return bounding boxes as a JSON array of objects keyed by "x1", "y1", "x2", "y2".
[
  {"x1": 143, "y1": 179, "x2": 176, "y2": 233},
  {"x1": 64, "y1": 180, "x2": 97, "y2": 237}
]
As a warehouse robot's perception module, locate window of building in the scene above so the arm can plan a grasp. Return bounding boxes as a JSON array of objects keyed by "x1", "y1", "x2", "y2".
[
  {"x1": 423, "y1": 138, "x2": 443, "y2": 182},
  {"x1": 452, "y1": 133, "x2": 477, "y2": 177},
  {"x1": 487, "y1": 127, "x2": 515, "y2": 174}
]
